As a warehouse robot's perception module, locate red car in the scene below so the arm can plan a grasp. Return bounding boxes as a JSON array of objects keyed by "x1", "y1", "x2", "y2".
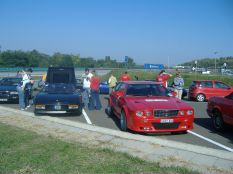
[
  {"x1": 207, "y1": 92, "x2": 233, "y2": 131},
  {"x1": 108, "y1": 81, "x2": 194, "y2": 133},
  {"x1": 188, "y1": 80, "x2": 233, "y2": 102}
]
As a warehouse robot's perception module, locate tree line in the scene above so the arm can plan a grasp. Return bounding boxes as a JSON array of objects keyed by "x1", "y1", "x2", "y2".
[
  {"x1": 0, "y1": 50, "x2": 136, "y2": 68},
  {"x1": 179, "y1": 57, "x2": 233, "y2": 69}
]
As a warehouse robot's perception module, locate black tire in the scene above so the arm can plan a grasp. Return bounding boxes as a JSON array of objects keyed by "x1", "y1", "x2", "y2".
[
  {"x1": 120, "y1": 111, "x2": 127, "y2": 131},
  {"x1": 196, "y1": 93, "x2": 205, "y2": 102},
  {"x1": 106, "y1": 106, "x2": 114, "y2": 116},
  {"x1": 212, "y1": 110, "x2": 225, "y2": 131},
  {"x1": 76, "y1": 108, "x2": 82, "y2": 116},
  {"x1": 34, "y1": 110, "x2": 41, "y2": 116}
]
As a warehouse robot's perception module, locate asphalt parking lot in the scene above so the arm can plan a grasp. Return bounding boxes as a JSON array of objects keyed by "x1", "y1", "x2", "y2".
[{"x1": 1, "y1": 91, "x2": 233, "y2": 152}]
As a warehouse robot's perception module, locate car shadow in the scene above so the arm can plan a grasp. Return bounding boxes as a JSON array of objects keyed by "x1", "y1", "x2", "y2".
[
  {"x1": 194, "y1": 117, "x2": 233, "y2": 144},
  {"x1": 35, "y1": 112, "x2": 82, "y2": 117}
]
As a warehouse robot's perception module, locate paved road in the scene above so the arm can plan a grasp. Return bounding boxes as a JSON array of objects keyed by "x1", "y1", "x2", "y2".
[{"x1": 2, "y1": 91, "x2": 233, "y2": 152}]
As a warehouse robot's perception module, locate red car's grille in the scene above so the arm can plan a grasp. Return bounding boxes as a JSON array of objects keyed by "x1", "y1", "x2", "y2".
[
  {"x1": 154, "y1": 110, "x2": 179, "y2": 117},
  {"x1": 152, "y1": 122, "x2": 180, "y2": 130}
]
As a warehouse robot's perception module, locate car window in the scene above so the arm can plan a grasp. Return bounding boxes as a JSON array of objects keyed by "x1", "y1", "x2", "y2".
[
  {"x1": 226, "y1": 93, "x2": 233, "y2": 100},
  {"x1": 215, "y1": 82, "x2": 230, "y2": 89},
  {"x1": 200, "y1": 81, "x2": 213, "y2": 88},
  {"x1": 0, "y1": 78, "x2": 21, "y2": 85},
  {"x1": 118, "y1": 83, "x2": 126, "y2": 92},
  {"x1": 190, "y1": 81, "x2": 198, "y2": 87},
  {"x1": 43, "y1": 83, "x2": 75, "y2": 93},
  {"x1": 115, "y1": 83, "x2": 126, "y2": 92},
  {"x1": 126, "y1": 84, "x2": 169, "y2": 96}
]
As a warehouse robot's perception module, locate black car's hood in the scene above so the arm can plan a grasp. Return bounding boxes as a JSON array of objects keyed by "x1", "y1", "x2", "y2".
[
  {"x1": 0, "y1": 85, "x2": 17, "y2": 92},
  {"x1": 35, "y1": 92, "x2": 81, "y2": 104},
  {"x1": 46, "y1": 67, "x2": 76, "y2": 84}
]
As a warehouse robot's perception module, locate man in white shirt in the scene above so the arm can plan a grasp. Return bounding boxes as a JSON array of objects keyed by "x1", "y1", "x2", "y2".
[
  {"x1": 17, "y1": 70, "x2": 30, "y2": 110},
  {"x1": 82, "y1": 68, "x2": 93, "y2": 108}
]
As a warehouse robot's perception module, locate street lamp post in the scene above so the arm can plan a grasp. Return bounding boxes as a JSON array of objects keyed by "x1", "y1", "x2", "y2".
[{"x1": 214, "y1": 52, "x2": 218, "y2": 73}]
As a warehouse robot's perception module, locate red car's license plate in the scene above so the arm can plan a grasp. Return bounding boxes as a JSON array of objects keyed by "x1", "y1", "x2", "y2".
[{"x1": 160, "y1": 119, "x2": 174, "y2": 123}]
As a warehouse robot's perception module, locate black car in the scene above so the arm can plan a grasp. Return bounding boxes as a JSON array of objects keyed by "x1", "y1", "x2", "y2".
[
  {"x1": 0, "y1": 77, "x2": 21, "y2": 102},
  {"x1": 34, "y1": 67, "x2": 82, "y2": 115}
]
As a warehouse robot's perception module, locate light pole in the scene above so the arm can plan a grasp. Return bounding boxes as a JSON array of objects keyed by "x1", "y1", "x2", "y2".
[{"x1": 214, "y1": 51, "x2": 218, "y2": 73}]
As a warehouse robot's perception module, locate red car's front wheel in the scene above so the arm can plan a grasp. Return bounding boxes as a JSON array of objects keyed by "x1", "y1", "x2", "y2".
[{"x1": 120, "y1": 111, "x2": 127, "y2": 131}]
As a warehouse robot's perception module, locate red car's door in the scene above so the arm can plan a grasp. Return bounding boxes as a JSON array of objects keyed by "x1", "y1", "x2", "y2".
[
  {"x1": 222, "y1": 93, "x2": 233, "y2": 125},
  {"x1": 214, "y1": 81, "x2": 232, "y2": 97},
  {"x1": 111, "y1": 83, "x2": 127, "y2": 117},
  {"x1": 199, "y1": 81, "x2": 214, "y2": 99}
]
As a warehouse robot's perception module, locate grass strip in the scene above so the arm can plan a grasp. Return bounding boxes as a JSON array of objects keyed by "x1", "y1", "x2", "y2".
[{"x1": 0, "y1": 123, "x2": 197, "y2": 174}]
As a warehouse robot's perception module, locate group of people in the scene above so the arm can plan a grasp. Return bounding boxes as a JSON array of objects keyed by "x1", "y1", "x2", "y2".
[
  {"x1": 82, "y1": 68, "x2": 102, "y2": 110},
  {"x1": 156, "y1": 69, "x2": 184, "y2": 100},
  {"x1": 107, "y1": 69, "x2": 184, "y2": 100},
  {"x1": 16, "y1": 68, "x2": 34, "y2": 110}
]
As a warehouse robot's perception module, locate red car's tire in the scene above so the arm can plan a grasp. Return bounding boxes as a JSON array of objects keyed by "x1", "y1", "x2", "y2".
[
  {"x1": 212, "y1": 110, "x2": 225, "y2": 131},
  {"x1": 196, "y1": 93, "x2": 206, "y2": 102},
  {"x1": 120, "y1": 111, "x2": 127, "y2": 132}
]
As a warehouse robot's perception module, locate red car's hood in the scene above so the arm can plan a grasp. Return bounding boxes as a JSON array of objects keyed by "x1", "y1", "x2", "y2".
[{"x1": 125, "y1": 96, "x2": 191, "y2": 110}]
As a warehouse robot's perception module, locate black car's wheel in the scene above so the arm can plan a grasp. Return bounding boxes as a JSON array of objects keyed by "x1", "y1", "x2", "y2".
[
  {"x1": 212, "y1": 110, "x2": 225, "y2": 131},
  {"x1": 120, "y1": 111, "x2": 127, "y2": 131},
  {"x1": 34, "y1": 110, "x2": 41, "y2": 116},
  {"x1": 76, "y1": 108, "x2": 82, "y2": 116},
  {"x1": 196, "y1": 93, "x2": 205, "y2": 102}
]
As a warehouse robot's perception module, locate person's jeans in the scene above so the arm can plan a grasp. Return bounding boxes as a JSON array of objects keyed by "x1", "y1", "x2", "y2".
[
  {"x1": 82, "y1": 88, "x2": 90, "y2": 108},
  {"x1": 24, "y1": 89, "x2": 30, "y2": 107},
  {"x1": 17, "y1": 86, "x2": 25, "y2": 109},
  {"x1": 89, "y1": 90, "x2": 102, "y2": 110}
]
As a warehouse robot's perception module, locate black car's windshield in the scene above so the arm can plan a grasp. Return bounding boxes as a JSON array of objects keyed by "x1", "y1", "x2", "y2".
[
  {"x1": 42, "y1": 83, "x2": 75, "y2": 93},
  {"x1": 126, "y1": 84, "x2": 170, "y2": 97},
  {"x1": 0, "y1": 78, "x2": 21, "y2": 85}
]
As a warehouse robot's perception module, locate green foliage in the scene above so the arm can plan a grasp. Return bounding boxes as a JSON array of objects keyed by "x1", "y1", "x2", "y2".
[
  {"x1": 0, "y1": 50, "x2": 137, "y2": 68},
  {"x1": 180, "y1": 57, "x2": 233, "y2": 69}
]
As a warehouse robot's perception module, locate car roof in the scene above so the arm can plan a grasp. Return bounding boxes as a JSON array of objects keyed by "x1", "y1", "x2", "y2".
[
  {"x1": 120, "y1": 81, "x2": 161, "y2": 85},
  {"x1": 193, "y1": 80, "x2": 224, "y2": 82},
  {"x1": 2, "y1": 77, "x2": 21, "y2": 79}
]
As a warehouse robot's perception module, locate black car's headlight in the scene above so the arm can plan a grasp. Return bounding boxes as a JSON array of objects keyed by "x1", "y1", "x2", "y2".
[
  {"x1": 10, "y1": 91, "x2": 18, "y2": 95},
  {"x1": 35, "y1": 105, "x2": 46, "y2": 109}
]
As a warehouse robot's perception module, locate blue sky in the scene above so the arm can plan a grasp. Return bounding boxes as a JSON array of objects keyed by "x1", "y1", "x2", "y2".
[{"x1": 0, "y1": 0, "x2": 232, "y2": 65}]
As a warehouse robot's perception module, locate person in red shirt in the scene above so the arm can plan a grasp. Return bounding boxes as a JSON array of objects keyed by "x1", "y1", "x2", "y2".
[
  {"x1": 120, "y1": 71, "x2": 131, "y2": 81},
  {"x1": 156, "y1": 70, "x2": 172, "y2": 87},
  {"x1": 89, "y1": 70, "x2": 102, "y2": 110}
]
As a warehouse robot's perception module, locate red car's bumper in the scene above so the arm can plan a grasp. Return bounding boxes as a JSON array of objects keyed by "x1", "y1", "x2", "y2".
[{"x1": 128, "y1": 116, "x2": 194, "y2": 133}]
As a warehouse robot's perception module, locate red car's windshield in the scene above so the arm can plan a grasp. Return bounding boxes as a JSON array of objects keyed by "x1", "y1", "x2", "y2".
[{"x1": 126, "y1": 84, "x2": 170, "y2": 97}]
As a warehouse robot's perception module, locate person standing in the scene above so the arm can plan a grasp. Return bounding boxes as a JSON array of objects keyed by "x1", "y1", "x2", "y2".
[
  {"x1": 108, "y1": 73, "x2": 117, "y2": 93},
  {"x1": 120, "y1": 71, "x2": 131, "y2": 81},
  {"x1": 24, "y1": 68, "x2": 34, "y2": 108},
  {"x1": 17, "y1": 70, "x2": 30, "y2": 110},
  {"x1": 89, "y1": 70, "x2": 102, "y2": 110},
  {"x1": 173, "y1": 72, "x2": 184, "y2": 100},
  {"x1": 156, "y1": 70, "x2": 172, "y2": 87},
  {"x1": 82, "y1": 68, "x2": 93, "y2": 108}
]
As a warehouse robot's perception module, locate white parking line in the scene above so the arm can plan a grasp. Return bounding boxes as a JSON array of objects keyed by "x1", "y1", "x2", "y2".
[
  {"x1": 82, "y1": 109, "x2": 92, "y2": 125},
  {"x1": 188, "y1": 130, "x2": 233, "y2": 152}
]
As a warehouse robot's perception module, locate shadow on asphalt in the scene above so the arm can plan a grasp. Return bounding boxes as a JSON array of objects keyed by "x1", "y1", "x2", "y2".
[{"x1": 194, "y1": 118, "x2": 233, "y2": 145}]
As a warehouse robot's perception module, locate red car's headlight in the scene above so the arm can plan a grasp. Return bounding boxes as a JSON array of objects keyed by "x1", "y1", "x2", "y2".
[
  {"x1": 136, "y1": 111, "x2": 152, "y2": 117},
  {"x1": 187, "y1": 110, "x2": 193, "y2": 115}
]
